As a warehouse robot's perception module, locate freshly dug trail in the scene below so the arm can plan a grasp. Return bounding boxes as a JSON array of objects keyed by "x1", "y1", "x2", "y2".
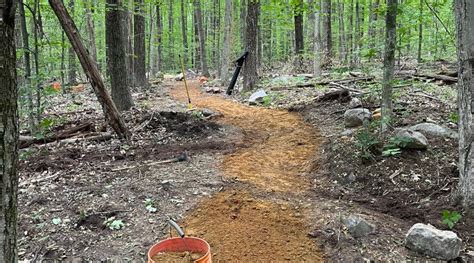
[{"x1": 171, "y1": 81, "x2": 323, "y2": 261}]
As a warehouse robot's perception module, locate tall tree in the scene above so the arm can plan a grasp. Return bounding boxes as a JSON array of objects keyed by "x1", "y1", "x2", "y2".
[
  {"x1": 193, "y1": 0, "x2": 210, "y2": 77},
  {"x1": 180, "y1": 0, "x2": 188, "y2": 65},
  {"x1": 49, "y1": 0, "x2": 130, "y2": 139},
  {"x1": 220, "y1": 0, "x2": 232, "y2": 84},
  {"x1": 454, "y1": 0, "x2": 474, "y2": 211},
  {"x1": 417, "y1": 0, "x2": 423, "y2": 63},
  {"x1": 18, "y1": 0, "x2": 36, "y2": 131},
  {"x1": 321, "y1": 0, "x2": 332, "y2": 64},
  {"x1": 154, "y1": 2, "x2": 163, "y2": 74},
  {"x1": 294, "y1": 0, "x2": 304, "y2": 54},
  {"x1": 338, "y1": 0, "x2": 346, "y2": 63},
  {"x1": 313, "y1": 0, "x2": 322, "y2": 78},
  {"x1": 68, "y1": 0, "x2": 77, "y2": 85},
  {"x1": 243, "y1": 0, "x2": 259, "y2": 91},
  {"x1": 85, "y1": 0, "x2": 97, "y2": 67},
  {"x1": 0, "y1": 0, "x2": 19, "y2": 260},
  {"x1": 381, "y1": 0, "x2": 397, "y2": 132},
  {"x1": 134, "y1": 0, "x2": 147, "y2": 87},
  {"x1": 106, "y1": 0, "x2": 134, "y2": 111}
]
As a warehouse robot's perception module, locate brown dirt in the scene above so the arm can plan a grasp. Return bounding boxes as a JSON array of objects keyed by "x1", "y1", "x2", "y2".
[
  {"x1": 151, "y1": 251, "x2": 203, "y2": 262},
  {"x1": 171, "y1": 81, "x2": 324, "y2": 261}
]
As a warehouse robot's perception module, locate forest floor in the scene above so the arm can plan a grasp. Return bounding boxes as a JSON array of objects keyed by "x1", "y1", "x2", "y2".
[{"x1": 17, "y1": 61, "x2": 473, "y2": 262}]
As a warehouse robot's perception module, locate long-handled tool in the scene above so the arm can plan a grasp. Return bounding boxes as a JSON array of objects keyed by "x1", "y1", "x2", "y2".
[{"x1": 179, "y1": 55, "x2": 193, "y2": 110}]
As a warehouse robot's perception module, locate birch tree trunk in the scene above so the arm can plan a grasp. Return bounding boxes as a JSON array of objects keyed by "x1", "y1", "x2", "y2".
[
  {"x1": 0, "y1": 2, "x2": 19, "y2": 260},
  {"x1": 454, "y1": 0, "x2": 474, "y2": 211}
]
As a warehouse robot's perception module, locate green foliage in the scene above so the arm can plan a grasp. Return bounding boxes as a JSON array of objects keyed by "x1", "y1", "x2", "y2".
[
  {"x1": 52, "y1": 218, "x2": 62, "y2": 225},
  {"x1": 382, "y1": 135, "x2": 413, "y2": 157},
  {"x1": 144, "y1": 198, "x2": 157, "y2": 213},
  {"x1": 449, "y1": 111, "x2": 459, "y2": 123},
  {"x1": 191, "y1": 110, "x2": 204, "y2": 119},
  {"x1": 104, "y1": 217, "x2": 125, "y2": 230},
  {"x1": 441, "y1": 210, "x2": 462, "y2": 229},
  {"x1": 262, "y1": 96, "x2": 272, "y2": 107},
  {"x1": 355, "y1": 127, "x2": 379, "y2": 161}
]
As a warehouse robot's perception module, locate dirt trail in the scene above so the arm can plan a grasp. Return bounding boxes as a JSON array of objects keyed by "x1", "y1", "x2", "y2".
[{"x1": 171, "y1": 81, "x2": 324, "y2": 261}]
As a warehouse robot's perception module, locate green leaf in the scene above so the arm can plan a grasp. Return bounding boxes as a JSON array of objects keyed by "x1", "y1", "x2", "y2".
[{"x1": 52, "y1": 218, "x2": 62, "y2": 225}]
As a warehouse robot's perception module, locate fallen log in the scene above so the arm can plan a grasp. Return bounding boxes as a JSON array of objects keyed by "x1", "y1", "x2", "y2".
[
  {"x1": 20, "y1": 122, "x2": 93, "y2": 148},
  {"x1": 414, "y1": 73, "x2": 458, "y2": 84},
  {"x1": 316, "y1": 76, "x2": 375, "y2": 85},
  {"x1": 316, "y1": 89, "x2": 351, "y2": 102}
]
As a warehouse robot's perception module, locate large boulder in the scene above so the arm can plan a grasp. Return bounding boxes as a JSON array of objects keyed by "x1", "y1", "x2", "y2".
[
  {"x1": 344, "y1": 108, "x2": 372, "y2": 128},
  {"x1": 405, "y1": 223, "x2": 462, "y2": 260},
  {"x1": 342, "y1": 215, "x2": 376, "y2": 238},
  {"x1": 248, "y1": 89, "x2": 267, "y2": 105},
  {"x1": 409, "y1": 122, "x2": 458, "y2": 139},
  {"x1": 396, "y1": 129, "x2": 429, "y2": 150}
]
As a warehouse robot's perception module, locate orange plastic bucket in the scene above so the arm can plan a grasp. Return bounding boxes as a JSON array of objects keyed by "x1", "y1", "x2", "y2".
[{"x1": 147, "y1": 237, "x2": 212, "y2": 263}]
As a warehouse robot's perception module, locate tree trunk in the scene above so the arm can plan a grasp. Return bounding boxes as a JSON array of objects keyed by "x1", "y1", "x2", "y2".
[
  {"x1": 19, "y1": 0, "x2": 36, "y2": 131},
  {"x1": 49, "y1": 0, "x2": 130, "y2": 139},
  {"x1": 381, "y1": 0, "x2": 397, "y2": 132},
  {"x1": 126, "y1": 0, "x2": 134, "y2": 87},
  {"x1": 85, "y1": 0, "x2": 97, "y2": 67},
  {"x1": 106, "y1": 0, "x2": 134, "y2": 111},
  {"x1": 220, "y1": 0, "x2": 232, "y2": 85},
  {"x1": 454, "y1": 0, "x2": 474, "y2": 211},
  {"x1": 67, "y1": 0, "x2": 77, "y2": 86},
  {"x1": 417, "y1": 0, "x2": 423, "y2": 63},
  {"x1": 243, "y1": 0, "x2": 259, "y2": 91},
  {"x1": 167, "y1": 0, "x2": 174, "y2": 70},
  {"x1": 294, "y1": 0, "x2": 304, "y2": 54},
  {"x1": 338, "y1": 0, "x2": 346, "y2": 63},
  {"x1": 147, "y1": 3, "x2": 153, "y2": 74},
  {"x1": 32, "y1": 0, "x2": 41, "y2": 122},
  {"x1": 314, "y1": 2, "x2": 322, "y2": 78},
  {"x1": 321, "y1": 0, "x2": 332, "y2": 64},
  {"x1": 181, "y1": 0, "x2": 188, "y2": 66},
  {"x1": 194, "y1": 0, "x2": 210, "y2": 77},
  {"x1": 134, "y1": 0, "x2": 147, "y2": 87},
  {"x1": 0, "y1": 2, "x2": 19, "y2": 260},
  {"x1": 240, "y1": 0, "x2": 247, "y2": 50},
  {"x1": 348, "y1": 0, "x2": 354, "y2": 65},
  {"x1": 155, "y1": 3, "x2": 163, "y2": 74},
  {"x1": 354, "y1": 0, "x2": 361, "y2": 66}
]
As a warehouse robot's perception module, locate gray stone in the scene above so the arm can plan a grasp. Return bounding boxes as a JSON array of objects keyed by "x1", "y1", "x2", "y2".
[
  {"x1": 396, "y1": 129, "x2": 429, "y2": 150},
  {"x1": 409, "y1": 122, "x2": 458, "y2": 139},
  {"x1": 349, "y1": 98, "x2": 362, "y2": 108},
  {"x1": 344, "y1": 108, "x2": 372, "y2": 128},
  {"x1": 405, "y1": 223, "x2": 462, "y2": 260},
  {"x1": 248, "y1": 89, "x2": 267, "y2": 104},
  {"x1": 340, "y1": 129, "x2": 355, "y2": 136},
  {"x1": 201, "y1": 108, "x2": 215, "y2": 117},
  {"x1": 342, "y1": 215, "x2": 376, "y2": 238}
]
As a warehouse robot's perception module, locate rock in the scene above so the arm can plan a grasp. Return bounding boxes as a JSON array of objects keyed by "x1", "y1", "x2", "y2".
[
  {"x1": 174, "y1": 73, "x2": 184, "y2": 81},
  {"x1": 248, "y1": 89, "x2": 267, "y2": 105},
  {"x1": 205, "y1": 87, "x2": 222, "y2": 94},
  {"x1": 349, "y1": 98, "x2": 362, "y2": 108},
  {"x1": 344, "y1": 108, "x2": 372, "y2": 128},
  {"x1": 396, "y1": 129, "x2": 429, "y2": 150},
  {"x1": 201, "y1": 109, "x2": 215, "y2": 117},
  {"x1": 405, "y1": 223, "x2": 462, "y2": 260},
  {"x1": 342, "y1": 215, "x2": 376, "y2": 238},
  {"x1": 409, "y1": 122, "x2": 458, "y2": 139},
  {"x1": 340, "y1": 129, "x2": 355, "y2": 136}
]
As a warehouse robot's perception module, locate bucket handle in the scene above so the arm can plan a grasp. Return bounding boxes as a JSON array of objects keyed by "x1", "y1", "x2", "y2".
[{"x1": 168, "y1": 219, "x2": 185, "y2": 238}]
